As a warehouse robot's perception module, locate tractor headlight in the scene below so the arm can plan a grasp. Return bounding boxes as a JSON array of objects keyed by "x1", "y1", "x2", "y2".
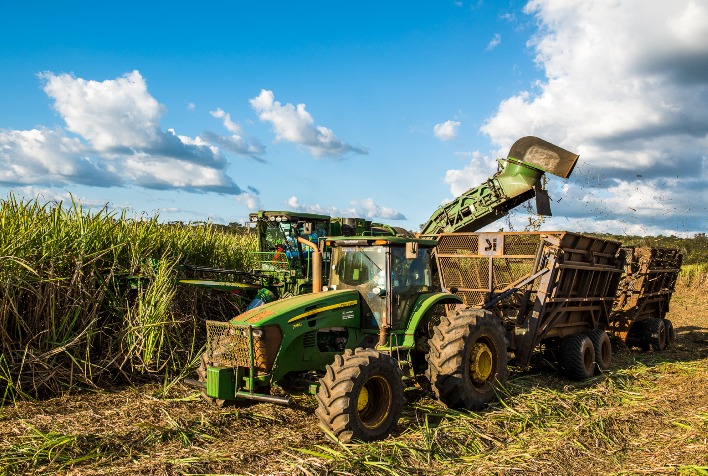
[{"x1": 252, "y1": 328, "x2": 264, "y2": 338}]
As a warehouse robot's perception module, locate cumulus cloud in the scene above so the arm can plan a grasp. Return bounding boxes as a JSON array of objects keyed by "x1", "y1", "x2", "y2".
[
  {"x1": 285, "y1": 196, "x2": 406, "y2": 221},
  {"x1": 235, "y1": 191, "x2": 262, "y2": 210},
  {"x1": 486, "y1": 33, "x2": 501, "y2": 51},
  {"x1": 453, "y1": 0, "x2": 708, "y2": 234},
  {"x1": 443, "y1": 151, "x2": 498, "y2": 196},
  {"x1": 204, "y1": 108, "x2": 266, "y2": 161},
  {"x1": 250, "y1": 89, "x2": 367, "y2": 158},
  {"x1": 433, "y1": 120, "x2": 462, "y2": 142},
  {"x1": 0, "y1": 71, "x2": 243, "y2": 194}
]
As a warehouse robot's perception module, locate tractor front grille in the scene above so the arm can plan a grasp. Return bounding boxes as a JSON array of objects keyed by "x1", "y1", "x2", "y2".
[{"x1": 205, "y1": 321, "x2": 281, "y2": 373}]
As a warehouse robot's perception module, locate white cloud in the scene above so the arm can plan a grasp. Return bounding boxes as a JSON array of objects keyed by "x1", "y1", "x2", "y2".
[
  {"x1": 486, "y1": 33, "x2": 501, "y2": 51},
  {"x1": 433, "y1": 120, "x2": 461, "y2": 141},
  {"x1": 187, "y1": 102, "x2": 196, "y2": 110},
  {"x1": 210, "y1": 108, "x2": 241, "y2": 134},
  {"x1": 0, "y1": 71, "x2": 243, "y2": 195},
  {"x1": 41, "y1": 70, "x2": 162, "y2": 151},
  {"x1": 285, "y1": 196, "x2": 406, "y2": 221},
  {"x1": 473, "y1": 0, "x2": 708, "y2": 234},
  {"x1": 443, "y1": 151, "x2": 498, "y2": 196},
  {"x1": 250, "y1": 89, "x2": 367, "y2": 158},
  {"x1": 351, "y1": 198, "x2": 406, "y2": 220},
  {"x1": 205, "y1": 107, "x2": 266, "y2": 161},
  {"x1": 235, "y1": 192, "x2": 262, "y2": 210}
]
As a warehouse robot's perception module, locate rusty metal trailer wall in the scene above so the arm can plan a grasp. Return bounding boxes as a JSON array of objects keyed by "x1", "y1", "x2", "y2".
[
  {"x1": 434, "y1": 231, "x2": 624, "y2": 365},
  {"x1": 609, "y1": 247, "x2": 682, "y2": 340}
]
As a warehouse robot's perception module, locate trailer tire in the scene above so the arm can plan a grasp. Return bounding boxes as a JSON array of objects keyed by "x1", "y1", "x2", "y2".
[
  {"x1": 559, "y1": 334, "x2": 595, "y2": 380},
  {"x1": 584, "y1": 330, "x2": 612, "y2": 372},
  {"x1": 664, "y1": 319, "x2": 676, "y2": 349},
  {"x1": 643, "y1": 317, "x2": 667, "y2": 351},
  {"x1": 316, "y1": 348, "x2": 405, "y2": 443},
  {"x1": 426, "y1": 309, "x2": 508, "y2": 410}
]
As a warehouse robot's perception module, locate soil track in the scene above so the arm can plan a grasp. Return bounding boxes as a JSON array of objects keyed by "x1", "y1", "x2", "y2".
[{"x1": 1, "y1": 285, "x2": 706, "y2": 475}]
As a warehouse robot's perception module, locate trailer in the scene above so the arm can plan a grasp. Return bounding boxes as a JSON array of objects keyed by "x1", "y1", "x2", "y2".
[
  {"x1": 609, "y1": 246, "x2": 682, "y2": 350},
  {"x1": 433, "y1": 231, "x2": 625, "y2": 379}
]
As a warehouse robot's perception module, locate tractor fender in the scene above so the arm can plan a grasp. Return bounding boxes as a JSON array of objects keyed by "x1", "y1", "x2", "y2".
[{"x1": 401, "y1": 292, "x2": 463, "y2": 348}]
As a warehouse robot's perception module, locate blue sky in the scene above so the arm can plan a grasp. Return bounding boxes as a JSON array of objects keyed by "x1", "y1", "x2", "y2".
[{"x1": 1, "y1": 1, "x2": 706, "y2": 236}]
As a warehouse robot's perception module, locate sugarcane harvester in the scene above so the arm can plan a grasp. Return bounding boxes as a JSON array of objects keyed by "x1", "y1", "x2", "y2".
[{"x1": 180, "y1": 211, "x2": 405, "y2": 308}]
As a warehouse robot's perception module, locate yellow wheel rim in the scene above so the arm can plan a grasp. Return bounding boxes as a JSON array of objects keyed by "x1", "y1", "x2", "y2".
[
  {"x1": 357, "y1": 386, "x2": 370, "y2": 412},
  {"x1": 357, "y1": 375, "x2": 392, "y2": 429},
  {"x1": 470, "y1": 343, "x2": 494, "y2": 383}
]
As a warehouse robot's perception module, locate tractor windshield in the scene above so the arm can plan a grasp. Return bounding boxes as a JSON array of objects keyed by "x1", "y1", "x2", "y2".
[
  {"x1": 329, "y1": 244, "x2": 434, "y2": 330},
  {"x1": 329, "y1": 246, "x2": 388, "y2": 329}
]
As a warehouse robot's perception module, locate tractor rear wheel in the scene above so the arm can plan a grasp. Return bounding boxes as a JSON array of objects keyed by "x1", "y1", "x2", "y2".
[
  {"x1": 664, "y1": 319, "x2": 676, "y2": 349},
  {"x1": 316, "y1": 348, "x2": 405, "y2": 443},
  {"x1": 643, "y1": 317, "x2": 667, "y2": 351},
  {"x1": 584, "y1": 330, "x2": 612, "y2": 372},
  {"x1": 426, "y1": 309, "x2": 508, "y2": 410},
  {"x1": 559, "y1": 334, "x2": 595, "y2": 380}
]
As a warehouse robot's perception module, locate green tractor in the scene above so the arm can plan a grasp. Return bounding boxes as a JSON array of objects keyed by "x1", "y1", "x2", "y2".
[{"x1": 197, "y1": 235, "x2": 509, "y2": 442}]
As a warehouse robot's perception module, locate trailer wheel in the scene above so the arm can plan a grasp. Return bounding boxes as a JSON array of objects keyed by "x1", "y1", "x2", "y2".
[
  {"x1": 426, "y1": 309, "x2": 508, "y2": 410},
  {"x1": 316, "y1": 348, "x2": 405, "y2": 443},
  {"x1": 643, "y1": 317, "x2": 667, "y2": 351},
  {"x1": 559, "y1": 334, "x2": 595, "y2": 380},
  {"x1": 664, "y1": 319, "x2": 676, "y2": 349},
  {"x1": 584, "y1": 330, "x2": 612, "y2": 372}
]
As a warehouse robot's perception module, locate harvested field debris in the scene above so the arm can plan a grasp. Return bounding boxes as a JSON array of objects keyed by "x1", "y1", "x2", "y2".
[{"x1": 1, "y1": 284, "x2": 705, "y2": 475}]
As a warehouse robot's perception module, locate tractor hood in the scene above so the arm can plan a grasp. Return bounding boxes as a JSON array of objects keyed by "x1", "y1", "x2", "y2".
[{"x1": 230, "y1": 289, "x2": 360, "y2": 328}]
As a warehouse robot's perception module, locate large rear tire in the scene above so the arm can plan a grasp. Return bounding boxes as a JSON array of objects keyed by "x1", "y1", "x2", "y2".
[
  {"x1": 584, "y1": 329, "x2": 612, "y2": 372},
  {"x1": 643, "y1": 317, "x2": 667, "y2": 351},
  {"x1": 316, "y1": 348, "x2": 405, "y2": 443},
  {"x1": 559, "y1": 334, "x2": 595, "y2": 380},
  {"x1": 426, "y1": 309, "x2": 508, "y2": 410}
]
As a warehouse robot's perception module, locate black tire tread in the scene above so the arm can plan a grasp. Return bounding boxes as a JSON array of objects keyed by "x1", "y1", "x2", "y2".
[
  {"x1": 426, "y1": 309, "x2": 508, "y2": 410},
  {"x1": 315, "y1": 348, "x2": 405, "y2": 443},
  {"x1": 559, "y1": 334, "x2": 595, "y2": 380},
  {"x1": 584, "y1": 329, "x2": 612, "y2": 372}
]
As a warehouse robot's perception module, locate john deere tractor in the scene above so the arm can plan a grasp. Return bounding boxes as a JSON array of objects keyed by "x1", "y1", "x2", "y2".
[{"x1": 198, "y1": 235, "x2": 509, "y2": 441}]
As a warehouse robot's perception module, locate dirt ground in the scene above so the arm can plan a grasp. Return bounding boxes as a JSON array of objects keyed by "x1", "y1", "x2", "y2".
[{"x1": 1, "y1": 285, "x2": 706, "y2": 475}]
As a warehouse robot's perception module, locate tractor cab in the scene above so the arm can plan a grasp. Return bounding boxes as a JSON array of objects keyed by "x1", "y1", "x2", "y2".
[{"x1": 325, "y1": 236, "x2": 437, "y2": 333}]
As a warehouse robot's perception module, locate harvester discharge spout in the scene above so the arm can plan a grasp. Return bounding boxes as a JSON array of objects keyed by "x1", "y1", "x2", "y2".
[{"x1": 420, "y1": 136, "x2": 579, "y2": 235}]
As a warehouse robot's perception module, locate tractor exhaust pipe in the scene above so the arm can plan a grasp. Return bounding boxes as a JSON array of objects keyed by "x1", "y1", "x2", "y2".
[{"x1": 298, "y1": 236, "x2": 322, "y2": 293}]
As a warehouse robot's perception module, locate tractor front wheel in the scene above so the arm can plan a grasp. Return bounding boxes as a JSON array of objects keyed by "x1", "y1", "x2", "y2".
[
  {"x1": 426, "y1": 309, "x2": 508, "y2": 410},
  {"x1": 316, "y1": 348, "x2": 405, "y2": 443}
]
